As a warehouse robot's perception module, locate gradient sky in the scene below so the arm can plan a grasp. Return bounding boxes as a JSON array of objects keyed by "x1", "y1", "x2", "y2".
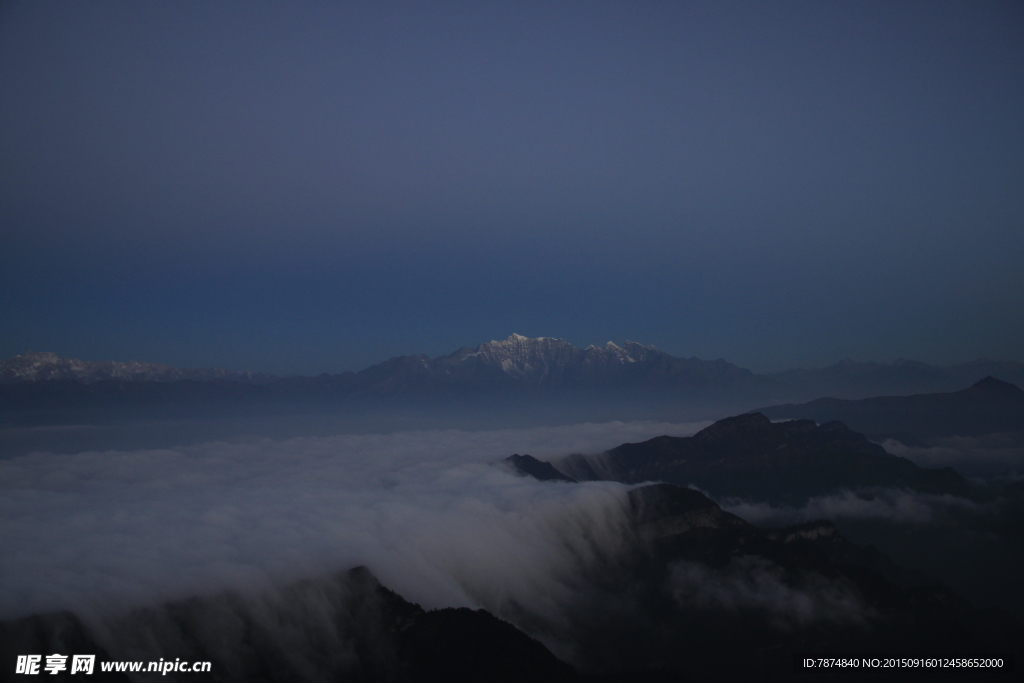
[{"x1": 2, "y1": 1, "x2": 1022, "y2": 375}]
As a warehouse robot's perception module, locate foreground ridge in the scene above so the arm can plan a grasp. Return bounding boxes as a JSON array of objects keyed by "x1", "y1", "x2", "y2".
[{"x1": 6, "y1": 484, "x2": 1020, "y2": 681}]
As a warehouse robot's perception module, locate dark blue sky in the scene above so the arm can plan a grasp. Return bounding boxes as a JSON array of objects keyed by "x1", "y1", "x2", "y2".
[{"x1": 2, "y1": 1, "x2": 1022, "y2": 374}]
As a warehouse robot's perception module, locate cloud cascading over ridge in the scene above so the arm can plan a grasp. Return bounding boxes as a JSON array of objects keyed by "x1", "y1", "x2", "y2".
[{"x1": 0, "y1": 420, "x2": 707, "y2": 622}]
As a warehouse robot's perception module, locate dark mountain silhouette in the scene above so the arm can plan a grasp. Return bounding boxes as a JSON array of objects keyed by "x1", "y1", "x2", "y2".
[
  {"x1": 507, "y1": 454, "x2": 577, "y2": 482},
  {"x1": 757, "y1": 376, "x2": 1024, "y2": 442},
  {"x1": 766, "y1": 358, "x2": 1024, "y2": 400},
  {"x1": 574, "y1": 483, "x2": 1022, "y2": 679},
  {"x1": 551, "y1": 413, "x2": 972, "y2": 505},
  {"x1": 0, "y1": 612, "x2": 131, "y2": 682},
  {"x1": 5, "y1": 485, "x2": 1020, "y2": 682},
  {"x1": 0, "y1": 566, "x2": 577, "y2": 683},
  {"x1": 525, "y1": 414, "x2": 1024, "y2": 628}
]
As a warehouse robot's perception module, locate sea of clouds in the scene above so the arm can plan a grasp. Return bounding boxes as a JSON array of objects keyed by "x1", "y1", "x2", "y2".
[{"x1": 0, "y1": 420, "x2": 709, "y2": 623}]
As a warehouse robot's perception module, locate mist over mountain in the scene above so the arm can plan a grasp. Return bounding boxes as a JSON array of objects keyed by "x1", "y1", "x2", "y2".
[
  {"x1": 3, "y1": 382, "x2": 1022, "y2": 679},
  {"x1": 520, "y1": 413, "x2": 1024, "y2": 627},
  {"x1": 1, "y1": 567, "x2": 578, "y2": 683},
  {"x1": 5, "y1": 482, "x2": 1019, "y2": 682}
]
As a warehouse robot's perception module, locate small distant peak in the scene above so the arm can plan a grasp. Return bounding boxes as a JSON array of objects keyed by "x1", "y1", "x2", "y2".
[
  {"x1": 507, "y1": 333, "x2": 528, "y2": 341},
  {"x1": 966, "y1": 376, "x2": 1023, "y2": 396},
  {"x1": 605, "y1": 341, "x2": 621, "y2": 350}
]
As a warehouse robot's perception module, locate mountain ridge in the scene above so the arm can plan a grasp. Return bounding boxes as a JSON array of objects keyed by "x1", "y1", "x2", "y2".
[
  {"x1": 757, "y1": 375, "x2": 1024, "y2": 441},
  {"x1": 0, "y1": 350, "x2": 278, "y2": 385},
  {"x1": 548, "y1": 412, "x2": 973, "y2": 505},
  {"x1": 3, "y1": 337, "x2": 1023, "y2": 424},
  {"x1": 4, "y1": 335, "x2": 1021, "y2": 391}
]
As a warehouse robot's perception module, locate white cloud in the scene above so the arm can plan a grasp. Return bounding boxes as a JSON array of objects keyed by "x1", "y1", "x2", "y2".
[
  {"x1": 880, "y1": 433, "x2": 1024, "y2": 476},
  {"x1": 0, "y1": 420, "x2": 705, "y2": 624},
  {"x1": 719, "y1": 487, "x2": 980, "y2": 526}
]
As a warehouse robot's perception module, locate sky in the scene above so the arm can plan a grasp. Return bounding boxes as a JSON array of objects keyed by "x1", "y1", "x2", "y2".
[{"x1": 2, "y1": 0, "x2": 1022, "y2": 375}]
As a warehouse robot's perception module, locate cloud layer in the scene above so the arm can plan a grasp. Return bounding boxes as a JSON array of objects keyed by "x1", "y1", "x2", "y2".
[
  {"x1": 0, "y1": 420, "x2": 707, "y2": 622},
  {"x1": 881, "y1": 433, "x2": 1024, "y2": 476},
  {"x1": 719, "y1": 487, "x2": 981, "y2": 526}
]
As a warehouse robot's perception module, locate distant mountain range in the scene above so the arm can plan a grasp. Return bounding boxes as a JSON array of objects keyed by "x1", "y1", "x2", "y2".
[
  {"x1": 0, "y1": 335, "x2": 763, "y2": 393},
  {"x1": 758, "y1": 376, "x2": 1024, "y2": 443},
  {"x1": 336, "y1": 333, "x2": 766, "y2": 398},
  {"x1": 2, "y1": 336, "x2": 1022, "y2": 423},
  {"x1": 0, "y1": 350, "x2": 277, "y2": 384},
  {"x1": 768, "y1": 357, "x2": 1024, "y2": 400}
]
